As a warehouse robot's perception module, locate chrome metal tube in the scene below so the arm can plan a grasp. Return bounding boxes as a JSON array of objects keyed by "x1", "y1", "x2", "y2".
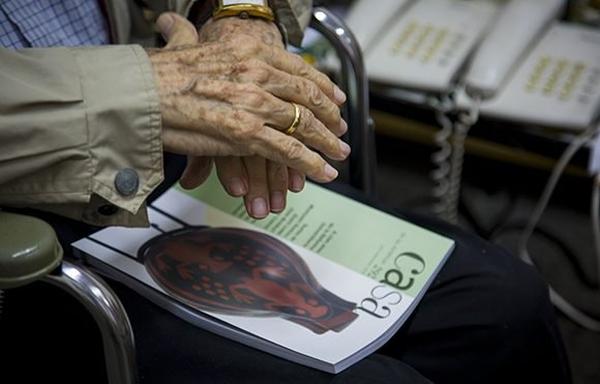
[
  {"x1": 310, "y1": 8, "x2": 376, "y2": 198},
  {"x1": 45, "y1": 262, "x2": 137, "y2": 384}
]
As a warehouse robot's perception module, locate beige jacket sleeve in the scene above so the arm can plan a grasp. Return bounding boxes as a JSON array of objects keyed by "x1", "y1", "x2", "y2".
[
  {"x1": 0, "y1": 45, "x2": 163, "y2": 227},
  {"x1": 0, "y1": 0, "x2": 312, "y2": 228}
]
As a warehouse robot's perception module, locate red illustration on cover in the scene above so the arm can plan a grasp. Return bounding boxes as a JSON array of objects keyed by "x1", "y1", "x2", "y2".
[{"x1": 139, "y1": 227, "x2": 358, "y2": 334}]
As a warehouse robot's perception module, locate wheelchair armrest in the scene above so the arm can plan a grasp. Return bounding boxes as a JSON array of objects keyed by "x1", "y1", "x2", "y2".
[
  {"x1": 0, "y1": 212, "x2": 62, "y2": 289},
  {"x1": 0, "y1": 212, "x2": 137, "y2": 384}
]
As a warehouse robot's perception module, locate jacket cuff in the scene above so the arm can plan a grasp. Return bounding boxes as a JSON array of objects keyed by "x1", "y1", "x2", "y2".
[
  {"x1": 70, "y1": 45, "x2": 164, "y2": 222},
  {"x1": 269, "y1": 0, "x2": 312, "y2": 47},
  {"x1": 35, "y1": 196, "x2": 151, "y2": 228}
]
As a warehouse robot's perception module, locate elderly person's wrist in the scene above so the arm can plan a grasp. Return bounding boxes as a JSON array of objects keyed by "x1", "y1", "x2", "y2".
[
  {"x1": 202, "y1": 0, "x2": 281, "y2": 43},
  {"x1": 199, "y1": 16, "x2": 284, "y2": 48}
]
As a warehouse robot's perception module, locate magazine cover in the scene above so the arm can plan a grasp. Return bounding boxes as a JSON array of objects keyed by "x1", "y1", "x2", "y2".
[{"x1": 72, "y1": 178, "x2": 454, "y2": 373}]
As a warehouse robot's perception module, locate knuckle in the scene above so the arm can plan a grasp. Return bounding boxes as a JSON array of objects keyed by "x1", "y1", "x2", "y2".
[
  {"x1": 220, "y1": 82, "x2": 238, "y2": 99},
  {"x1": 238, "y1": 82, "x2": 262, "y2": 94},
  {"x1": 306, "y1": 82, "x2": 324, "y2": 107},
  {"x1": 284, "y1": 140, "x2": 306, "y2": 162},
  {"x1": 270, "y1": 102, "x2": 289, "y2": 121},
  {"x1": 300, "y1": 108, "x2": 316, "y2": 129},
  {"x1": 229, "y1": 63, "x2": 242, "y2": 79},
  {"x1": 328, "y1": 135, "x2": 340, "y2": 153},
  {"x1": 232, "y1": 124, "x2": 258, "y2": 142},
  {"x1": 238, "y1": 83, "x2": 268, "y2": 108},
  {"x1": 232, "y1": 61, "x2": 249, "y2": 74},
  {"x1": 247, "y1": 60, "x2": 271, "y2": 84},
  {"x1": 245, "y1": 58, "x2": 265, "y2": 69},
  {"x1": 328, "y1": 102, "x2": 342, "y2": 123},
  {"x1": 284, "y1": 53, "x2": 309, "y2": 75},
  {"x1": 231, "y1": 111, "x2": 260, "y2": 141},
  {"x1": 316, "y1": 70, "x2": 332, "y2": 85},
  {"x1": 296, "y1": 61, "x2": 311, "y2": 78},
  {"x1": 234, "y1": 58, "x2": 260, "y2": 72},
  {"x1": 245, "y1": 93, "x2": 264, "y2": 109}
]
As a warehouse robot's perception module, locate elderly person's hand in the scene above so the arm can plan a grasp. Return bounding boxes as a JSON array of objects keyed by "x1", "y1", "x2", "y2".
[{"x1": 152, "y1": 12, "x2": 348, "y2": 218}]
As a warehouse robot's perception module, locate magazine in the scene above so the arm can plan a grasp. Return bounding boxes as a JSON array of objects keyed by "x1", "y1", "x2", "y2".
[{"x1": 72, "y1": 174, "x2": 454, "y2": 373}]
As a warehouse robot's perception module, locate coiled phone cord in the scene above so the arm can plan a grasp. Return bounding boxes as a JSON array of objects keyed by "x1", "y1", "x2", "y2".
[
  {"x1": 446, "y1": 97, "x2": 481, "y2": 224},
  {"x1": 430, "y1": 96, "x2": 481, "y2": 224},
  {"x1": 431, "y1": 96, "x2": 454, "y2": 220},
  {"x1": 518, "y1": 124, "x2": 600, "y2": 331}
]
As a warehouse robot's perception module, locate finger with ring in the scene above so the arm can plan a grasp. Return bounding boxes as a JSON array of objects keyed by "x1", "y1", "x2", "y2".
[{"x1": 285, "y1": 103, "x2": 301, "y2": 136}]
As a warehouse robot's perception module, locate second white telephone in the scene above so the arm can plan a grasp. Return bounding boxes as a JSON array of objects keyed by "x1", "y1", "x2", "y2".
[
  {"x1": 355, "y1": 0, "x2": 499, "y2": 93},
  {"x1": 458, "y1": 23, "x2": 600, "y2": 130}
]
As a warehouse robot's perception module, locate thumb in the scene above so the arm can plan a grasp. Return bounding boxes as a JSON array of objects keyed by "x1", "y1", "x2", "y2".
[
  {"x1": 180, "y1": 157, "x2": 214, "y2": 190},
  {"x1": 156, "y1": 12, "x2": 198, "y2": 48}
]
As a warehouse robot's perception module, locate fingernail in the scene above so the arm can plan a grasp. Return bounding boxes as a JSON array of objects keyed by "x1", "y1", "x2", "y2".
[
  {"x1": 291, "y1": 174, "x2": 304, "y2": 192},
  {"x1": 156, "y1": 14, "x2": 174, "y2": 36},
  {"x1": 340, "y1": 119, "x2": 348, "y2": 135},
  {"x1": 270, "y1": 192, "x2": 285, "y2": 212},
  {"x1": 228, "y1": 178, "x2": 246, "y2": 196},
  {"x1": 251, "y1": 198, "x2": 268, "y2": 218},
  {"x1": 324, "y1": 164, "x2": 338, "y2": 180},
  {"x1": 339, "y1": 141, "x2": 351, "y2": 157},
  {"x1": 334, "y1": 86, "x2": 347, "y2": 104}
]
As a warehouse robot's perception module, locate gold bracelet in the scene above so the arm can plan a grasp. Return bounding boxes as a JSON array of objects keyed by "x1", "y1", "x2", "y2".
[{"x1": 213, "y1": 3, "x2": 275, "y2": 22}]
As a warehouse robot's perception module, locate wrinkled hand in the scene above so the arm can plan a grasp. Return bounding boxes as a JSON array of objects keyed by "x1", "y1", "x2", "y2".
[
  {"x1": 152, "y1": 13, "x2": 348, "y2": 218},
  {"x1": 198, "y1": 16, "x2": 346, "y2": 218}
]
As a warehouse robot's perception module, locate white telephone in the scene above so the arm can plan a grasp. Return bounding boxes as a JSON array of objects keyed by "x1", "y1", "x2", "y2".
[
  {"x1": 345, "y1": 0, "x2": 567, "y2": 223},
  {"x1": 458, "y1": 23, "x2": 600, "y2": 129},
  {"x1": 464, "y1": 0, "x2": 567, "y2": 98},
  {"x1": 356, "y1": 0, "x2": 500, "y2": 93},
  {"x1": 445, "y1": 0, "x2": 568, "y2": 223}
]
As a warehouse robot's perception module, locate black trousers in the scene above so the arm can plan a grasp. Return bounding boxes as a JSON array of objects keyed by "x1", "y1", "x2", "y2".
[{"x1": 1, "y1": 154, "x2": 571, "y2": 384}]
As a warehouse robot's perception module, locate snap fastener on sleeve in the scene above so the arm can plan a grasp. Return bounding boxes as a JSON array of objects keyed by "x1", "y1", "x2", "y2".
[{"x1": 114, "y1": 168, "x2": 139, "y2": 197}]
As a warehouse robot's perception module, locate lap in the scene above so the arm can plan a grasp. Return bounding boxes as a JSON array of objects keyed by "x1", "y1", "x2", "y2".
[
  {"x1": 327, "y1": 183, "x2": 570, "y2": 384},
  {"x1": 110, "y1": 278, "x2": 431, "y2": 384},
  {"x1": 384, "y1": 215, "x2": 569, "y2": 384},
  {"x1": 1, "y1": 158, "x2": 570, "y2": 384}
]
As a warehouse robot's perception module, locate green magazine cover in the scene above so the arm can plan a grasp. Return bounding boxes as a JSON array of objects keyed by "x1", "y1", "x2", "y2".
[{"x1": 72, "y1": 173, "x2": 454, "y2": 373}]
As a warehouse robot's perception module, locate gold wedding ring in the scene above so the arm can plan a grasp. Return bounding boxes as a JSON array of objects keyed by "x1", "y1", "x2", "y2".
[{"x1": 285, "y1": 103, "x2": 301, "y2": 136}]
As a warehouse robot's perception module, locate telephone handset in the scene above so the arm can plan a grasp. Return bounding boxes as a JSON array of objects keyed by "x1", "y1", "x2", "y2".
[
  {"x1": 464, "y1": 0, "x2": 567, "y2": 99},
  {"x1": 459, "y1": 23, "x2": 600, "y2": 129},
  {"x1": 363, "y1": 0, "x2": 499, "y2": 93},
  {"x1": 457, "y1": 0, "x2": 600, "y2": 131}
]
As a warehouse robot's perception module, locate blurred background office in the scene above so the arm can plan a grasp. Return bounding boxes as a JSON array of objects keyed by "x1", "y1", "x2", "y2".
[{"x1": 304, "y1": 0, "x2": 600, "y2": 383}]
